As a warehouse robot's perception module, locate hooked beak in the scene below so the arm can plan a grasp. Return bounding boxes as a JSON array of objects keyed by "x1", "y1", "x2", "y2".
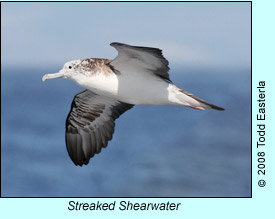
[{"x1": 42, "y1": 71, "x2": 65, "y2": 82}]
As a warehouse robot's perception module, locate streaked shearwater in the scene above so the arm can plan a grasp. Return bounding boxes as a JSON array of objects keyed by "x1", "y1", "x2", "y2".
[{"x1": 42, "y1": 42, "x2": 224, "y2": 166}]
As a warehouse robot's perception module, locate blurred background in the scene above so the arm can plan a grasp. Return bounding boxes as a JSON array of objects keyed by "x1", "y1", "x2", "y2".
[{"x1": 1, "y1": 2, "x2": 251, "y2": 197}]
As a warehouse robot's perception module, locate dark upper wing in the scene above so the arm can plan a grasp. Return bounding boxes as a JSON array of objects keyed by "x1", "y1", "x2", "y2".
[
  {"x1": 110, "y1": 42, "x2": 170, "y2": 81},
  {"x1": 66, "y1": 90, "x2": 133, "y2": 166}
]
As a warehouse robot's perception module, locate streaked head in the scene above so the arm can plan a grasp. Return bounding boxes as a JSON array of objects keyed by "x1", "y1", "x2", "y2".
[{"x1": 42, "y1": 59, "x2": 84, "y2": 82}]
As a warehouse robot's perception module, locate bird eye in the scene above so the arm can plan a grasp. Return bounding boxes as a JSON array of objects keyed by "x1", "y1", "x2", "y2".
[{"x1": 68, "y1": 66, "x2": 72, "y2": 69}]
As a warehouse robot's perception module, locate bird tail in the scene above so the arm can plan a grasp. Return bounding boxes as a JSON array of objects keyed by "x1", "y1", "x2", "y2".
[{"x1": 174, "y1": 86, "x2": 225, "y2": 111}]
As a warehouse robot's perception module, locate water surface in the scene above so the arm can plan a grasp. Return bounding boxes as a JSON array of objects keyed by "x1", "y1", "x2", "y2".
[{"x1": 1, "y1": 67, "x2": 251, "y2": 197}]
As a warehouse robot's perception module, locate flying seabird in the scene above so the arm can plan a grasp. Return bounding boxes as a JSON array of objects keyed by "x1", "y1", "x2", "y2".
[{"x1": 42, "y1": 42, "x2": 224, "y2": 166}]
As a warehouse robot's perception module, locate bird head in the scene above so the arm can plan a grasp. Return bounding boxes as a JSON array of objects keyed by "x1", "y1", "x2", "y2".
[{"x1": 42, "y1": 59, "x2": 85, "y2": 82}]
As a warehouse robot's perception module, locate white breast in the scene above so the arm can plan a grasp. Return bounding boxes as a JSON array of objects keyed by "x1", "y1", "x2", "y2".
[
  {"x1": 76, "y1": 71, "x2": 119, "y2": 97},
  {"x1": 74, "y1": 70, "x2": 180, "y2": 106}
]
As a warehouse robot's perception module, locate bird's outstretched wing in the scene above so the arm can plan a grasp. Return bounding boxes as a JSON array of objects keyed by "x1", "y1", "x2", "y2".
[
  {"x1": 66, "y1": 89, "x2": 134, "y2": 166},
  {"x1": 110, "y1": 42, "x2": 170, "y2": 81}
]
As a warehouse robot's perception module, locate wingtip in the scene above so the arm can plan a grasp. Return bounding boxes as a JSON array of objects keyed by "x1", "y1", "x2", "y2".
[
  {"x1": 72, "y1": 159, "x2": 89, "y2": 167},
  {"x1": 110, "y1": 42, "x2": 123, "y2": 47}
]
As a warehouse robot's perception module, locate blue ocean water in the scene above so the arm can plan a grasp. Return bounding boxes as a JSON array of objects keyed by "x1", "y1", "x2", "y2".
[{"x1": 1, "y1": 67, "x2": 251, "y2": 197}]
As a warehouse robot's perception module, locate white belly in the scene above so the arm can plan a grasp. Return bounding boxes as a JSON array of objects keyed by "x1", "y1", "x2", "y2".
[
  {"x1": 116, "y1": 73, "x2": 173, "y2": 104},
  {"x1": 78, "y1": 70, "x2": 181, "y2": 105}
]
